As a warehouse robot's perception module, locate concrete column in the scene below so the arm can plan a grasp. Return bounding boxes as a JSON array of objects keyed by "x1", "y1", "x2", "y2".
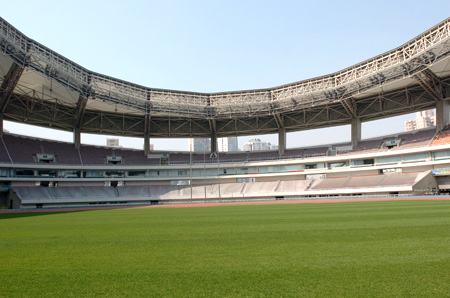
[
  {"x1": 0, "y1": 114, "x2": 3, "y2": 137},
  {"x1": 436, "y1": 99, "x2": 450, "y2": 131},
  {"x1": 278, "y1": 128, "x2": 286, "y2": 155},
  {"x1": 73, "y1": 127, "x2": 81, "y2": 149},
  {"x1": 144, "y1": 133, "x2": 151, "y2": 155},
  {"x1": 351, "y1": 117, "x2": 361, "y2": 149},
  {"x1": 211, "y1": 133, "x2": 217, "y2": 155}
]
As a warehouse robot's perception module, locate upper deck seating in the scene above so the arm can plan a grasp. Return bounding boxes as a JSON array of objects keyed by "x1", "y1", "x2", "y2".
[
  {"x1": 282, "y1": 148, "x2": 305, "y2": 159},
  {"x1": 0, "y1": 137, "x2": 12, "y2": 163},
  {"x1": 430, "y1": 125, "x2": 450, "y2": 146},
  {"x1": 217, "y1": 152, "x2": 247, "y2": 163},
  {"x1": 191, "y1": 152, "x2": 214, "y2": 163},
  {"x1": 1, "y1": 125, "x2": 444, "y2": 168},
  {"x1": 303, "y1": 146, "x2": 329, "y2": 158},
  {"x1": 247, "y1": 151, "x2": 279, "y2": 162},
  {"x1": 391, "y1": 129, "x2": 435, "y2": 150},
  {"x1": 2, "y1": 134, "x2": 43, "y2": 164},
  {"x1": 116, "y1": 148, "x2": 160, "y2": 165},
  {"x1": 354, "y1": 139, "x2": 385, "y2": 154},
  {"x1": 79, "y1": 146, "x2": 113, "y2": 165},
  {"x1": 169, "y1": 153, "x2": 191, "y2": 164},
  {"x1": 335, "y1": 139, "x2": 384, "y2": 156},
  {"x1": 41, "y1": 139, "x2": 82, "y2": 165}
]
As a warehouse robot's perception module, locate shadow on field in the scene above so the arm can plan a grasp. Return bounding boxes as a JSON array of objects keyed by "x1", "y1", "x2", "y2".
[{"x1": 0, "y1": 210, "x2": 91, "y2": 220}]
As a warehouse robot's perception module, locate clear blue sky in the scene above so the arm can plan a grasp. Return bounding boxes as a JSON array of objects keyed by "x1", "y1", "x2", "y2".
[{"x1": 2, "y1": 1, "x2": 449, "y2": 150}]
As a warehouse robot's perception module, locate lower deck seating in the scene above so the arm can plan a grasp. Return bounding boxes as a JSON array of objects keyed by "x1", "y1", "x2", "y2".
[
  {"x1": 310, "y1": 172, "x2": 422, "y2": 191},
  {"x1": 14, "y1": 171, "x2": 427, "y2": 206}
]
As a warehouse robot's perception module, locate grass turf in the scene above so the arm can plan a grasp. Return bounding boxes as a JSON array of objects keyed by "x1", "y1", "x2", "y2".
[{"x1": 1, "y1": 200, "x2": 450, "y2": 297}]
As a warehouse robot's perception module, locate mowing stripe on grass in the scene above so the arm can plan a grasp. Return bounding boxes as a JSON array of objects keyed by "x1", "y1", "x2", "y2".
[{"x1": 1, "y1": 200, "x2": 449, "y2": 297}]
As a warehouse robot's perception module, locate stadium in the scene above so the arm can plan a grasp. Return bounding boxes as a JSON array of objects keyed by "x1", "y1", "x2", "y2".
[
  {"x1": 1, "y1": 7, "x2": 450, "y2": 297},
  {"x1": 0, "y1": 16, "x2": 449, "y2": 209}
]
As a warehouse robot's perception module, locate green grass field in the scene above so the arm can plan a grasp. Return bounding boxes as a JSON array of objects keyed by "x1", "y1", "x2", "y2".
[{"x1": 1, "y1": 200, "x2": 450, "y2": 297}]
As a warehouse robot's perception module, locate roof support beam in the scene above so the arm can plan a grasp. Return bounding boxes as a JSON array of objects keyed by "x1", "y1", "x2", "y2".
[
  {"x1": 272, "y1": 112, "x2": 282, "y2": 129},
  {"x1": 209, "y1": 118, "x2": 217, "y2": 155},
  {"x1": 74, "y1": 75, "x2": 92, "y2": 129},
  {"x1": 0, "y1": 62, "x2": 24, "y2": 113},
  {"x1": 74, "y1": 94, "x2": 88, "y2": 128},
  {"x1": 144, "y1": 99, "x2": 151, "y2": 155},
  {"x1": 413, "y1": 69, "x2": 444, "y2": 101},
  {"x1": 278, "y1": 128, "x2": 286, "y2": 156},
  {"x1": 73, "y1": 127, "x2": 81, "y2": 150},
  {"x1": 0, "y1": 113, "x2": 3, "y2": 137},
  {"x1": 340, "y1": 97, "x2": 357, "y2": 118},
  {"x1": 351, "y1": 117, "x2": 361, "y2": 149},
  {"x1": 436, "y1": 98, "x2": 450, "y2": 132}
]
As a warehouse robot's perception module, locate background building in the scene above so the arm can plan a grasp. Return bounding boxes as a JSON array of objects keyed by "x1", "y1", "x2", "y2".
[
  {"x1": 188, "y1": 138, "x2": 211, "y2": 153},
  {"x1": 243, "y1": 138, "x2": 278, "y2": 151},
  {"x1": 218, "y1": 137, "x2": 238, "y2": 152},
  {"x1": 189, "y1": 137, "x2": 238, "y2": 152},
  {"x1": 404, "y1": 109, "x2": 436, "y2": 131},
  {"x1": 107, "y1": 138, "x2": 120, "y2": 147}
]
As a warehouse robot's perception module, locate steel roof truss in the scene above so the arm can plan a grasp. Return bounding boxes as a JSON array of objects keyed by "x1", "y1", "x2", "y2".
[
  {"x1": 0, "y1": 62, "x2": 23, "y2": 113},
  {"x1": 413, "y1": 69, "x2": 445, "y2": 101}
]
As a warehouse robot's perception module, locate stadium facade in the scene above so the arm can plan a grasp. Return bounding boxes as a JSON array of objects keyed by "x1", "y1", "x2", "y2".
[{"x1": 0, "y1": 16, "x2": 450, "y2": 209}]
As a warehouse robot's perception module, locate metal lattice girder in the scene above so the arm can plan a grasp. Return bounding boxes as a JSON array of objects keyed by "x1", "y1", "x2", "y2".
[
  {"x1": 0, "y1": 62, "x2": 24, "y2": 112},
  {"x1": 0, "y1": 79, "x2": 445, "y2": 139},
  {"x1": 1, "y1": 16, "x2": 450, "y2": 120},
  {"x1": 74, "y1": 95, "x2": 88, "y2": 128},
  {"x1": 1, "y1": 17, "x2": 450, "y2": 141},
  {"x1": 413, "y1": 69, "x2": 445, "y2": 101},
  {"x1": 340, "y1": 97, "x2": 357, "y2": 118},
  {"x1": 4, "y1": 92, "x2": 77, "y2": 131}
]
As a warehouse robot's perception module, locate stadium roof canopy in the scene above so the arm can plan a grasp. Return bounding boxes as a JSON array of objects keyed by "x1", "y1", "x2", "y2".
[{"x1": 0, "y1": 16, "x2": 449, "y2": 141}]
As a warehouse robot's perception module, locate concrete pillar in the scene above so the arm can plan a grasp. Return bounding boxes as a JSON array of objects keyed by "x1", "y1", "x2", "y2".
[
  {"x1": 73, "y1": 127, "x2": 81, "y2": 149},
  {"x1": 278, "y1": 128, "x2": 286, "y2": 155},
  {"x1": 436, "y1": 99, "x2": 450, "y2": 131},
  {"x1": 144, "y1": 133, "x2": 151, "y2": 155},
  {"x1": 351, "y1": 117, "x2": 361, "y2": 149},
  {"x1": 0, "y1": 114, "x2": 3, "y2": 137},
  {"x1": 211, "y1": 133, "x2": 217, "y2": 155}
]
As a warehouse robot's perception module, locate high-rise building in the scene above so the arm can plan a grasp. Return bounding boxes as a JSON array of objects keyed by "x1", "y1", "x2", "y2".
[
  {"x1": 188, "y1": 138, "x2": 211, "y2": 153},
  {"x1": 189, "y1": 137, "x2": 239, "y2": 152},
  {"x1": 218, "y1": 137, "x2": 238, "y2": 152},
  {"x1": 243, "y1": 138, "x2": 277, "y2": 151},
  {"x1": 404, "y1": 109, "x2": 436, "y2": 131},
  {"x1": 107, "y1": 138, "x2": 120, "y2": 147}
]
